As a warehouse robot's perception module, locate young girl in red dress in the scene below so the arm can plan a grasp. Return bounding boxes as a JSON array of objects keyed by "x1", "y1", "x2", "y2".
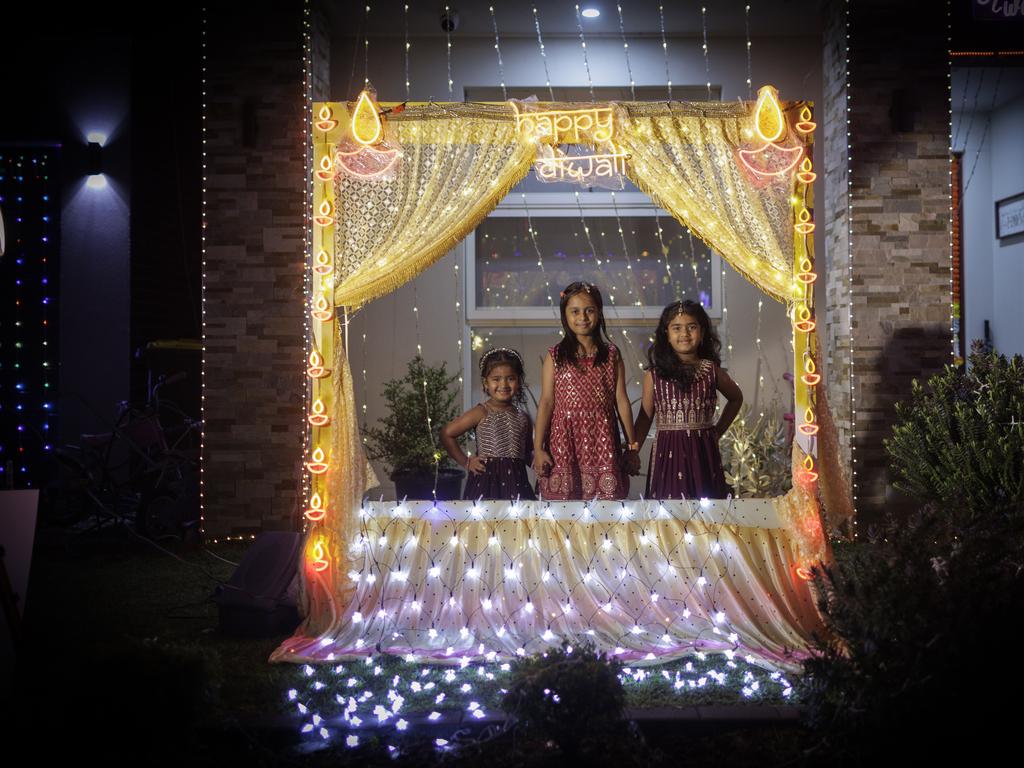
[
  {"x1": 633, "y1": 300, "x2": 742, "y2": 499},
  {"x1": 533, "y1": 282, "x2": 639, "y2": 500}
]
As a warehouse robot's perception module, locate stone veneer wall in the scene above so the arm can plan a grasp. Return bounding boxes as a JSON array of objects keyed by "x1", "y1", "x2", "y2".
[
  {"x1": 202, "y1": 2, "x2": 329, "y2": 537},
  {"x1": 823, "y1": 0, "x2": 952, "y2": 530}
]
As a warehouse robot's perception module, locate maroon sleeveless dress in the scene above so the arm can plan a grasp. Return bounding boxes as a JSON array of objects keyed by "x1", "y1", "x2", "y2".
[
  {"x1": 538, "y1": 344, "x2": 628, "y2": 500},
  {"x1": 646, "y1": 360, "x2": 731, "y2": 500},
  {"x1": 462, "y1": 403, "x2": 536, "y2": 501}
]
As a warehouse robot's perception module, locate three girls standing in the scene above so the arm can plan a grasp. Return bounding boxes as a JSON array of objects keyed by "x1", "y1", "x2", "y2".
[{"x1": 443, "y1": 283, "x2": 742, "y2": 502}]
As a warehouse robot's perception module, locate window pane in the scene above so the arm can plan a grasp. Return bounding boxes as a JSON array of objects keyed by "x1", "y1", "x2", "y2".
[{"x1": 474, "y1": 214, "x2": 715, "y2": 311}]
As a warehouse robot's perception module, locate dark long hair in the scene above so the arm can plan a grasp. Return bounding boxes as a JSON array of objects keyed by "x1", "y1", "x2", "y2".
[
  {"x1": 554, "y1": 281, "x2": 612, "y2": 367},
  {"x1": 479, "y1": 347, "x2": 527, "y2": 407},
  {"x1": 646, "y1": 300, "x2": 721, "y2": 385}
]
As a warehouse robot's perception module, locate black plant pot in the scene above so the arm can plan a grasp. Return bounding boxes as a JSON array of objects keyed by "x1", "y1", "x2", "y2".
[{"x1": 391, "y1": 467, "x2": 464, "y2": 501}]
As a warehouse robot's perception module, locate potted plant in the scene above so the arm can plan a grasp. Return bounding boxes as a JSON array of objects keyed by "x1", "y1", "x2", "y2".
[{"x1": 363, "y1": 355, "x2": 466, "y2": 500}]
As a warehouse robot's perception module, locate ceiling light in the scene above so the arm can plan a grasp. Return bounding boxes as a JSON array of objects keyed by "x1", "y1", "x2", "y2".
[{"x1": 581, "y1": 8, "x2": 600, "y2": 19}]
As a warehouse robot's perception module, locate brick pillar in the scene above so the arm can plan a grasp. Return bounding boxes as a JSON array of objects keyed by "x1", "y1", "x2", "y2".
[
  {"x1": 844, "y1": 2, "x2": 952, "y2": 527},
  {"x1": 203, "y1": 2, "x2": 319, "y2": 536}
]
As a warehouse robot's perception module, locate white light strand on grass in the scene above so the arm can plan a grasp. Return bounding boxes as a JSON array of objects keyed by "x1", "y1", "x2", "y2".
[
  {"x1": 489, "y1": 6, "x2": 508, "y2": 101},
  {"x1": 574, "y1": 4, "x2": 596, "y2": 101},
  {"x1": 616, "y1": 4, "x2": 636, "y2": 100},
  {"x1": 658, "y1": 5, "x2": 672, "y2": 99},
  {"x1": 701, "y1": 6, "x2": 712, "y2": 99},
  {"x1": 531, "y1": 6, "x2": 555, "y2": 101}
]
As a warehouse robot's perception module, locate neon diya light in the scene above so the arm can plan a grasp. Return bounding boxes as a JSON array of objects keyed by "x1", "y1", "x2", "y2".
[
  {"x1": 794, "y1": 208, "x2": 815, "y2": 234},
  {"x1": 798, "y1": 406, "x2": 819, "y2": 436},
  {"x1": 795, "y1": 106, "x2": 817, "y2": 133},
  {"x1": 801, "y1": 356, "x2": 821, "y2": 386},
  {"x1": 737, "y1": 85, "x2": 803, "y2": 178},
  {"x1": 315, "y1": 105, "x2": 339, "y2": 132},
  {"x1": 796, "y1": 257, "x2": 817, "y2": 284},
  {"x1": 308, "y1": 398, "x2": 331, "y2": 426},
  {"x1": 306, "y1": 446, "x2": 329, "y2": 474},
  {"x1": 801, "y1": 454, "x2": 818, "y2": 482},
  {"x1": 313, "y1": 249, "x2": 334, "y2": 275},
  {"x1": 315, "y1": 154, "x2": 336, "y2": 181},
  {"x1": 311, "y1": 294, "x2": 334, "y2": 322},
  {"x1": 311, "y1": 537, "x2": 330, "y2": 572},
  {"x1": 314, "y1": 199, "x2": 336, "y2": 227},
  {"x1": 793, "y1": 305, "x2": 816, "y2": 333},
  {"x1": 307, "y1": 350, "x2": 330, "y2": 378},
  {"x1": 335, "y1": 145, "x2": 400, "y2": 179},
  {"x1": 796, "y1": 157, "x2": 817, "y2": 184},
  {"x1": 305, "y1": 491, "x2": 326, "y2": 522},
  {"x1": 351, "y1": 89, "x2": 384, "y2": 147}
]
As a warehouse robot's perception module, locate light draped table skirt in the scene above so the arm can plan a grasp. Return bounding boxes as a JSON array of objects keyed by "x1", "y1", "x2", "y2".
[{"x1": 271, "y1": 499, "x2": 825, "y2": 673}]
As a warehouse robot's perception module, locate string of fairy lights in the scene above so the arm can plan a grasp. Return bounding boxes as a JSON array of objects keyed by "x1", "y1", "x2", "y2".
[
  {"x1": 302, "y1": 0, "x2": 314, "y2": 515},
  {"x1": 0, "y1": 147, "x2": 58, "y2": 488},
  {"x1": 846, "y1": 0, "x2": 858, "y2": 525}
]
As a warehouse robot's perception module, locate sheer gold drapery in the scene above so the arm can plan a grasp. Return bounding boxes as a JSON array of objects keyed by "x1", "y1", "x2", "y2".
[
  {"x1": 617, "y1": 101, "x2": 803, "y2": 304},
  {"x1": 333, "y1": 103, "x2": 535, "y2": 309}
]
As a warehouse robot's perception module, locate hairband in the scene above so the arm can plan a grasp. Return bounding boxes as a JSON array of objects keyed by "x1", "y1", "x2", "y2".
[
  {"x1": 560, "y1": 281, "x2": 594, "y2": 299},
  {"x1": 479, "y1": 346, "x2": 524, "y2": 372}
]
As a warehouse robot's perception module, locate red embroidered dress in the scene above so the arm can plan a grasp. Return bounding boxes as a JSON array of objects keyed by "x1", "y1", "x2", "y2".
[
  {"x1": 646, "y1": 360, "x2": 731, "y2": 499},
  {"x1": 538, "y1": 343, "x2": 628, "y2": 500}
]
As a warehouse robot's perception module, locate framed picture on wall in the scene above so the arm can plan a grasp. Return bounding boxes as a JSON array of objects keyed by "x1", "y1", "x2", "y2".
[{"x1": 996, "y1": 192, "x2": 1024, "y2": 239}]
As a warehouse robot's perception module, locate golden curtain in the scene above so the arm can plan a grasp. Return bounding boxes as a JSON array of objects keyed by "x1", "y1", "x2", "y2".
[{"x1": 333, "y1": 103, "x2": 535, "y2": 309}]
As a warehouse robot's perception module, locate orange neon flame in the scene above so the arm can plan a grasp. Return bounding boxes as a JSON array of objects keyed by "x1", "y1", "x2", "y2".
[
  {"x1": 314, "y1": 199, "x2": 335, "y2": 227},
  {"x1": 737, "y1": 143, "x2": 803, "y2": 178},
  {"x1": 795, "y1": 106, "x2": 817, "y2": 134},
  {"x1": 307, "y1": 350, "x2": 330, "y2": 378},
  {"x1": 754, "y1": 85, "x2": 786, "y2": 143},
  {"x1": 795, "y1": 566, "x2": 814, "y2": 581},
  {"x1": 311, "y1": 294, "x2": 334, "y2": 322},
  {"x1": 313, "y1": 250, "x2": 334, "y2": 275},
  {"x1": 306, "y1": 446, "x2": 329, "y2": 475},
  {"x1": 801, "y1": 454, "x2": 818, "y2": 482},
  {"x1": 316, "y1": 105, "x2": 339, "y2": 132},
  {"x1": 351, "y1": 89, "x2": 384, "y2": 146},
  {"x1": 795, "y1": 208, "x2": 816, "y2": 235},
  {"x1": 798, "y1": 407, "x2": 819, "y2": 436},
  {"x1": 801, "y1": 357, "x2": 821, "y2": 386},
  {"x1": 796, "y1": 157, "x2": 817, "y2": 184},
  {"x1": 311, "y1": 538, "x2": 330, "y2": 571},
  {"x1": 308, "y1": 398, "x2": 331, "y2": 427},
  {"x1": 794, "y1": 305, "x2": 816, "y2": 333},
  {"x1": 305, "y1": 491, "x2": 326, "y2": 522},
  {"x1": 315, "y1": 154, "x2": 336, "y2": 181}
]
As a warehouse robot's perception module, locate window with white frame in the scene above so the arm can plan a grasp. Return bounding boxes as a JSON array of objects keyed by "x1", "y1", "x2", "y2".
[{"x1": 465, "y1": 192, "x2": 722, "y2": 324}]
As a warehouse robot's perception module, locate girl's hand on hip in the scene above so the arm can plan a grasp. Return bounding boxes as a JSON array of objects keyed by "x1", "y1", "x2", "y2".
[{"x1": 466, "y1": 456, "x2": 487, "y2": 475}]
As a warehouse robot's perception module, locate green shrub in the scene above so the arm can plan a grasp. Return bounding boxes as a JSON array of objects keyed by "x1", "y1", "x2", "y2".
[
  {"x1": 885, "y1": 344, "x2": 1024, "y2": 520},
  {"x1": 363, "y1": 356, "x2": 464, "y2": 475}
]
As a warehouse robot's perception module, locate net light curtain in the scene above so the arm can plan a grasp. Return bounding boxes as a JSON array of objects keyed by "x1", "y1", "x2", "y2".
[{"x1": 271, "y1": 94, "x2": 849, "y2": 670}]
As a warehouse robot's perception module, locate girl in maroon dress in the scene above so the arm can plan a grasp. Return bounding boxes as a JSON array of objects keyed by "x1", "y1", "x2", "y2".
[
  {"x1": 633, "y1": 300, "x2": 743, "y2": 500},
  {"x1": 533, "y1": 282, "x2": 639, "y2": 500},
  {"x1": 441, "y1": 347, "x2": 536, "y2": 501}
]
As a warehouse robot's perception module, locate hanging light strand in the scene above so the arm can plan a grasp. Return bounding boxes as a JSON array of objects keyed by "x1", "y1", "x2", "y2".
[
  {"x1": 531, "y1": 6, "x2": 555, "y2": 101},
  {"x1": 573, "y1": 4, "x2": 596, "y2": 102},
  {"x1": 404, "y1": 4, "x2": 411, "y2": 100},
  {"x1": 520, "y1": 193, "x2": 558, "y2": 319},
  {"x1": 658, "y1": 5, "x2": 672, "y2": 100},
  {"x1": 489, "y1": 6, "x2": 508, "y2": 101},
  {"x1": 744, "y1": 5, "x2": 753, "y2": 99},
  {"x1": 701, "y1": 6, "x2": 712, "y2": 99},
  {"x1": 615, "y1": 4, "x2": 636, "y2": 100},
  {"x1": 363, "y1": 3, "x2": 370, "y2": 87},
  {"x1": 445, "y1": 4, "x2": 454, "y2": 99}
]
